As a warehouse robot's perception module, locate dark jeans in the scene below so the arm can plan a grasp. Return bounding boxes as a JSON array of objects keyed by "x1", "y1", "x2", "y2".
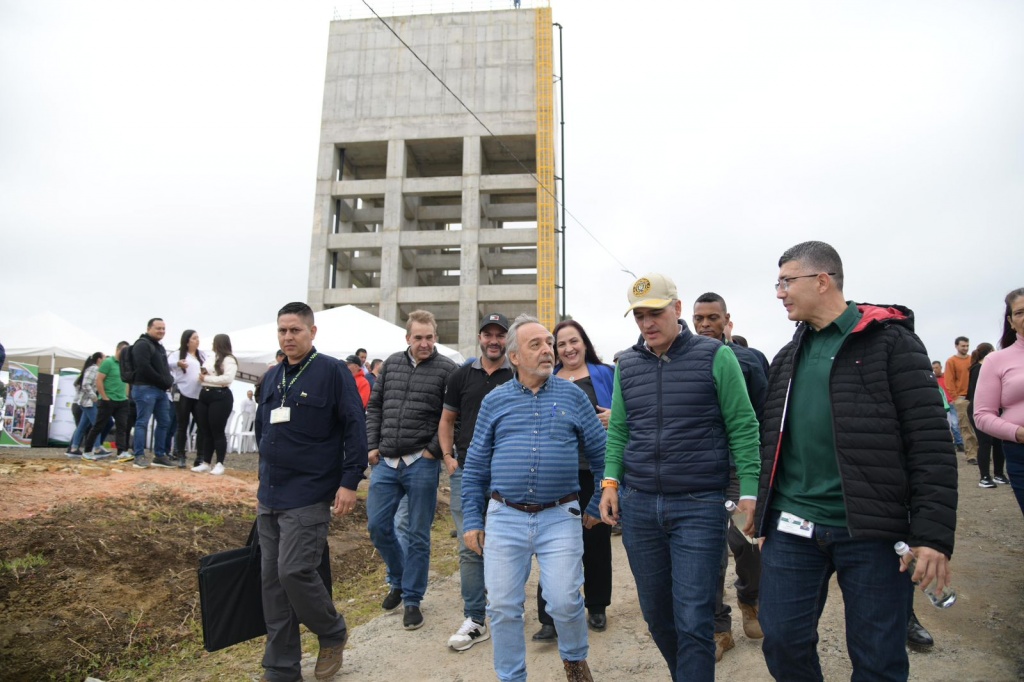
[
  {"x1": 257, "y1": 501, "x2": 346, "y2": 682},
  {"x1": 538, "y1": 468, "x2": 612, "y2": 623},
  {"x1": 174, "y1": 395, "x2": 200, "y2": 458},
  {"x1": 84, "y1": 399, "x2": 129, "y2": 453},
  {"x1": 715, "y1": 469, "x2": 760, "y2": 632},
  {"x1": 760, "y1": 510, "x2": 910, "y2": 682},
  {"x1": 977, "y1": 429, "x2": 1005, "y2": 479},
  {"x1": 1003, "y1": 441, "x2": 1024, "y2": 518},
  {"x1": 196, "y1": 387, "x2": 232, "y2": 464},
  {"x1": 620, "y1": 486, "x2": 725, "y2": 682}
]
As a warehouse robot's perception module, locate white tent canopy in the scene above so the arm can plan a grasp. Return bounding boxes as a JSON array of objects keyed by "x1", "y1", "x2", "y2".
[
  {"x1": 226, "y1": 305, "x2": 465, "y2": 379},
  {"x1": 0, "y1": 311, "x2": 113, "y2": 374}
]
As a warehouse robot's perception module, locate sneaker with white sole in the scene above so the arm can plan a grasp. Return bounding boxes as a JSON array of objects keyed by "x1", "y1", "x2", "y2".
[
  {"x1": 191, "y1": 462, "x2": 211, "y2": 473},
  {"x1": 210, "y1": 462, "x2": 226, "y2": 475},
  {"x1": 994, "y1": 475, "x2": 1009, "y2": 485},
  {"x1": 448, "y1": 617, "x2": 489, "y2": 651},
  {"x1": 979, "y1": 476, "x2": 997, "y2": 489},
  {"x1": 114, "y1": 452, "x2": 134, "y2": 464}
]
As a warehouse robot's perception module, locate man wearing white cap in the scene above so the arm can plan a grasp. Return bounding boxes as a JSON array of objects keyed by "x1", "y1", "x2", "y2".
[{"x1": 599, "y1": 273, "x2": 760, "y2": 682}]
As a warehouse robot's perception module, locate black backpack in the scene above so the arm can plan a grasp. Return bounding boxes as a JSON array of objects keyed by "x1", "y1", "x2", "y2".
[{"x1": 120, "y1": 343, "x2": 137, "y2": 385}]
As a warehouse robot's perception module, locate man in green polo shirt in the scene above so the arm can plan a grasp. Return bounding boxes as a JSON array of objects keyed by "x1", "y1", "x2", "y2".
[
  {"x1": 753, "y1": 241, "x2": 957, "y2": 681},
  {"x1": 83, "y1": 341, "x2": 132, "y2": 460}
]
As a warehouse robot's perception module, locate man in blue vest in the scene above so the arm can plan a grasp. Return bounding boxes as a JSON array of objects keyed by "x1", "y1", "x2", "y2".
[{"x1": 600, "y1": 273, "x2": 760, "y2": 682}]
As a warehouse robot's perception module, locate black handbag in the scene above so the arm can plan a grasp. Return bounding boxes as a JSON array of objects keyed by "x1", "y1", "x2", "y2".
[{"x1": 197, "y1": 520, "x2": 333, "y2": 652}]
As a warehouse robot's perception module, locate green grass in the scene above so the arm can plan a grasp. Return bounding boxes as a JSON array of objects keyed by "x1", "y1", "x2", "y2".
[{"x1": 1, "y1": 552, "x2": 47, "y2": 578}]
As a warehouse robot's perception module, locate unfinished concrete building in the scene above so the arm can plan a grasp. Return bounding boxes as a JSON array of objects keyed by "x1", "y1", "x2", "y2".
[{"x1": 307, "y1": 6, "x2": 558, "y2": 357}]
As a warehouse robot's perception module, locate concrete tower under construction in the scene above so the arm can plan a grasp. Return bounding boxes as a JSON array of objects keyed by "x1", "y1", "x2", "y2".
[{"x1": 307, "y1": 5, "x2": 558, "y2": 357}]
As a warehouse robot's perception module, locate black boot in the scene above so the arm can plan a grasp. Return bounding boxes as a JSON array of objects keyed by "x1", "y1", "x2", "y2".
[{"x1": 907, "y1": 610, "x2": 934, "y2": 649}]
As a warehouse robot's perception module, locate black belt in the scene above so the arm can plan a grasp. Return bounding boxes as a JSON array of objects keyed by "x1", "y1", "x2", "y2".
[{"x1": 491, "y1": 491, "x2": 578, "y2": 513}]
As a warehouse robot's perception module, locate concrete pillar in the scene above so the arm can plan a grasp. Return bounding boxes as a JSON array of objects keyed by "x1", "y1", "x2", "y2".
[
  {"x1": 307, "y1": 142, "x2": 338, "y2": 309},
  {"x1": 379, "y1": 139, "x2": 405, "y2": 325},
  {"x1": 459, "y1": 135, "x2": 482, "y2": 357}
]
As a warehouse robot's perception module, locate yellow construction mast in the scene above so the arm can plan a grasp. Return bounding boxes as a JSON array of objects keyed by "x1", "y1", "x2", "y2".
[{"x1": 534, "y1": 6, "x2": 557, "y2": 330}]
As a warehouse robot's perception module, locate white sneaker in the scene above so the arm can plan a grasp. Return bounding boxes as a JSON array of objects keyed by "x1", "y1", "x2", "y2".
[
  {"x1": 448, "y1": 617, "x2": 489, "y2": 651},
  {"x1": 191, "y1": 462, "x2": 211, "y2": 473},
  {"x1": 210, "y1": 462, "x2": 226, "y2": 476}
]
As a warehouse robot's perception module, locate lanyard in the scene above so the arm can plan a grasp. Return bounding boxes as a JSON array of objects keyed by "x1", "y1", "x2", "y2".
[{"x1": 279, "y1": 352, "x2": 318, "y2": 406}]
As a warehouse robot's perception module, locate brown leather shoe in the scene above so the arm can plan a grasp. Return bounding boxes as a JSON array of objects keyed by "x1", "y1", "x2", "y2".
[
  {"x1": 714, "y1": 630, "x2": 735, "y2": 662},
  {"x1": 563, "y1": 658, "x2": 594, "y2": 682},
  {"x1": 738, "y1": 601, "x2": 763, "y2": 639},
  {"x1": 314, "y1": 631, "x2": 348, "y2": 680}
]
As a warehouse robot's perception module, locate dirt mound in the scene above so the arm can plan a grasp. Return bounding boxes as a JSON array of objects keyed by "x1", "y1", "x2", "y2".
[{"x1": 0, "y1": 465, "x2": 376, "y2": 682}]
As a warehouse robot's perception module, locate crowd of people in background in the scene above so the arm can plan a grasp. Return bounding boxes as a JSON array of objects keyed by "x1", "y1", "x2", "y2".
[{"x1": 2, "y1": 242, "x2": 1022, "y2": 682}]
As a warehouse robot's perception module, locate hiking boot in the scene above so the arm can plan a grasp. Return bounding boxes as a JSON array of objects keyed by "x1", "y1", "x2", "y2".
[
  {"x1": 132, "y1": 456, "x2": 150, "y2": 469},
  {"x1": 114, "y1": 452, "x2": 134, "y2": 464},
  {"x1": 210, "y1": 462, "x2": 226, "y2": 475},
  {"x1": 191, "y1": 462, "x2": 211, "y2": 473},
  {"x1": 994, "y1": 475, "x2": 1009, "y2": 485},
  {"x1": 403, "y1": 605, "x2": 424, "y2": 630},
  {"x1": 979, "y1": 476, "x2": 997, "y2": 489},
  {"x1": 532, "y1": 623, "x2": 557, "y2": 641},
  {"x1": 907, "y1": 611, "x2": 934, "y2": 649},
  {"x1": 714, "y1": 631, "x2": 735, "y2": 662},
  {"x1": 314, "y1": 631, "x2": 348, "y2": 680},
  {"x1": 562, "y1": 659, "x2": 594, "y2": 682},
  {"x1": 381, "y1": 587, "x2": 403, "y2": 611},
  {"x1": 738, "y1": 601, "x2": 763, "y2": 639},
  {"x1": 151, "y1": 456, "x2": 175, "y2": 469},
  {"x1": 448, "y1": 617, "x2": 490, "y2": 651}
]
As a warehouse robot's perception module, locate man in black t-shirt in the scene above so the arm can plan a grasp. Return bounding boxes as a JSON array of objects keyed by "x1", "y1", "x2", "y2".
[{"x1": 437, "y1": 313, "x2": 515, "y2": 652}]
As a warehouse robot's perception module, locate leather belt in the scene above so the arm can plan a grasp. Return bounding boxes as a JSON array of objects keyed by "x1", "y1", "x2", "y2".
[{"x1": 491, "y1": 491, "x2": 578, "y2": 513}]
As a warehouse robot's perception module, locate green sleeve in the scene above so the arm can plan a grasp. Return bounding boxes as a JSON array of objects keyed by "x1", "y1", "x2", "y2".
[
  {"x1": 604, "y1": 363, "x2": 628, "y2": 482},
  {"x1": 712, "y1": 345, "x2": 761, "y2": 497}
]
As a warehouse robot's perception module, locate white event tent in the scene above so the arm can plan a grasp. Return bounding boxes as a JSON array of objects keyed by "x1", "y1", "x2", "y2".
[
  {"x1": 226, "y1": 305, "x2": 465, "y2": 379},
  {"x1": 0, "y1": 311, "x2": 113, "y2": 374}
]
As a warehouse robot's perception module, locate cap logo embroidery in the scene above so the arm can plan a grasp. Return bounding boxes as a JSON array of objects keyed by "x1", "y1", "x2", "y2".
[{"x1": 633, "y1": 278, "x2": 652, "y2": 296}]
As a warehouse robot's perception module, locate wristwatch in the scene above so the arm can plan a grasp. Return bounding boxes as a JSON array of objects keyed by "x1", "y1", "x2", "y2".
[{"x1": 444, "y1": 452, "x2": 455, "y2": 459}]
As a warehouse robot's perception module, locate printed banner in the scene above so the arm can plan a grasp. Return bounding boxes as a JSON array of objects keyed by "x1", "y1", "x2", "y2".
[{"x1": 2, "y1": 362, "x2": 39, "y2": 447}]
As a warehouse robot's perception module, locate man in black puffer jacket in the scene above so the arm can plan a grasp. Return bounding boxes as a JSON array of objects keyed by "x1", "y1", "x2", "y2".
[
  {"x1": 124, "y1": 318, "x2": 175, "y2": 469},
  {"x1": 755, "y1": 241, "x2": 957, "y2": 682},
  {"x1": 366, "y1": 310, "x2": 457, "y2": 632}
]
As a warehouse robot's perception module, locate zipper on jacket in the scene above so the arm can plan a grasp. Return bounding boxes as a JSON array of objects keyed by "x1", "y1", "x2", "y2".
[{"x1": 654, "y1": 356, "x2": 664, "y2": 495}]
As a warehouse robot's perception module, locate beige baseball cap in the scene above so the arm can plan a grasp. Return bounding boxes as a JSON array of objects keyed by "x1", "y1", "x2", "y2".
[{"x1": 624, "y1": 273, "x2": 678, "y2": 316}]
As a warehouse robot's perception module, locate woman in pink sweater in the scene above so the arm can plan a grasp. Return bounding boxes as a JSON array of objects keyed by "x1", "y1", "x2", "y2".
[{"x1": 974, "y1": 287, "x2": 1024, "y2": 517}]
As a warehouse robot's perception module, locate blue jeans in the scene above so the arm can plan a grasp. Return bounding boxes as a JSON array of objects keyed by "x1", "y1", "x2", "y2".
[
  {"x1": 1003, "y1": 442, "x2": 1024, "y2": 519},
  {"x1": 449, "y1": 468, "x2": 486, "y2": 621},
  {"x1": 760, "y1": 510, "x2": 910, "y2": 682},
  {"x1": 366, "y1": 456, "x2": 439, "y2": 606},
  {"x1": 70, "y1": 405, "x2": 103, "y2": 450},
  {"x1": 947, "y1": 409, "x2": 963, "y2": 446},
  {"x1": 484, "y1": 497, "x2": 587, "y2": 682},
  {"x1": 620, "y1": 486, "x2": 725, "y2": 682},
  {"x1": 385, "y1": 495, "x2": 410, "y2": 589},
  {"x1": 131, "y1": 385, "x2": 172, "y2": 456}
]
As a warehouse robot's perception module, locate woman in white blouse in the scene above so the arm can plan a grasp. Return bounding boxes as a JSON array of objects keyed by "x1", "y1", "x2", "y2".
[
  {"x1": 169, "y1": 329, "x2": 205, "y2": 469},
  {"x1": 192, "y1": 334, "x2": 238, "y2": 475}
]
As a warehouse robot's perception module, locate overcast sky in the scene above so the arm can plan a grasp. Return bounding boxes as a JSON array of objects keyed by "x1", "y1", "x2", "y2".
[{"x1": 2, "y1": 0, "x2": 1021, "y2": 366}]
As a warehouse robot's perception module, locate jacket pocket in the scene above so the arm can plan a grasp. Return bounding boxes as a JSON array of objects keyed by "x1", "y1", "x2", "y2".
[{"x1": 290, "y1": 393, "x2": 331, "y2": 439}]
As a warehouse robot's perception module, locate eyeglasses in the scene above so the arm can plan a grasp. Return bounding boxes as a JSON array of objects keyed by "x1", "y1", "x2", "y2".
[{"x1": 774, "y1": 273, "x2": 835, "y2": 292}]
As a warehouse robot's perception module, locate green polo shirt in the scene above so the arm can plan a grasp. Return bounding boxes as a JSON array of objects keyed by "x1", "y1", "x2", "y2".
[
  {"x1": 96, "y1": 356, "x2": 127, "y2": 402},
  {"x1": 771, "y1": 302, "x2": 861, "y2": 527}
]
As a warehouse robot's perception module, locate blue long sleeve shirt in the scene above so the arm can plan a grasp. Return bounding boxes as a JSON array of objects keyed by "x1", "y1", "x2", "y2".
[{"x1": 461, "y1": 374, "x2": 607, "y2": 533}]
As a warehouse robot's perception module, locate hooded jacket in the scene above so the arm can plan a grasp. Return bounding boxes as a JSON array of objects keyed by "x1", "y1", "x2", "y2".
[{"x1": 754, "y1": 303, "x2": 957, "y2": 556}]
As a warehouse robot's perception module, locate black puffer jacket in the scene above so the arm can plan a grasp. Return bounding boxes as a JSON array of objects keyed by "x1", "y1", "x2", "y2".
[
  {"x1": 131, "y1": 334, "x2": 174, "y2": 390},
  {"x1": 754, "y1": 303, "x2": 957, "y2": 557},
  {"x1": 366, "y1": 348, "x2": 457, "y2": 458}
]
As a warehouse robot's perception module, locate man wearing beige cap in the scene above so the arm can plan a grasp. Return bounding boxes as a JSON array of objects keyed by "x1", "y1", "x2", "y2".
[{"x1": 599, "y1": 273, "x2": 760, "y2": 682}]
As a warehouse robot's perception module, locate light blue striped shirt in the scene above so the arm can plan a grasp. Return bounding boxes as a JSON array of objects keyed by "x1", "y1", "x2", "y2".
[{"x1": 461, "y1": 374, "x2": 607, "y2": 533}]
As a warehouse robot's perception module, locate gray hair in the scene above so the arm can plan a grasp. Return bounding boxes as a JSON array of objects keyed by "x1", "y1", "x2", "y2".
[
  {"x1": 778, "y1": 241, "x2": 844, "y2": 291},
  {"x1": 506, "y1": 313, "x2": 544, "y2": 357}
]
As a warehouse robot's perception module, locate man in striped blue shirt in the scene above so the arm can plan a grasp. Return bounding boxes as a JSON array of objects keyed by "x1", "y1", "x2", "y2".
[{"x1": 462, "y1": 314, "x2": 607, "y2": 682}]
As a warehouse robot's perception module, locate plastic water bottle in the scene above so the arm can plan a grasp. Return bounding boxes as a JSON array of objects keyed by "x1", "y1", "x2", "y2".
[
  {"x1": 894, "y1": 542, "x2": 956, "y2": 608},
  {"x1": 724, "y1": 500, "x2": 757, "y2": 544}
]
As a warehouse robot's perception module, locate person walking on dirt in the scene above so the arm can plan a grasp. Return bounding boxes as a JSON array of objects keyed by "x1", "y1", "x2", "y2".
[
  {"x1": 365, "y1": 310, "x2": 457, "y2": 632},
  {"x1": 599, "y1": 273, "x2": 760, "y2": 682},
  {"x1": 462, "y1": 314, "x2": 607, "y2": 682},
  {"x1": 437, "y1": 312, "x2": 514, "y2": 652},
  {"x1": 254, "y1": 302, "x2": 368, "y2": 682},
  {"x1": 947, "y1": 336, "x2": 979, "y2": 463},
  {"x1": 754, "y1": 241, "x2": 957, "y2": 681}
]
